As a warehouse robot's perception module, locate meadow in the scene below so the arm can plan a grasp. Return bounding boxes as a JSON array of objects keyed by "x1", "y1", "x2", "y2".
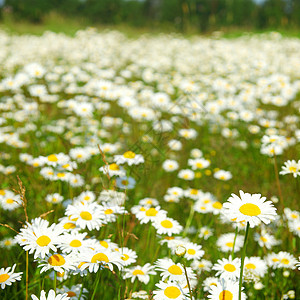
[{"x1": 0, "y1": 28, "x2": 299, "y2": 299}]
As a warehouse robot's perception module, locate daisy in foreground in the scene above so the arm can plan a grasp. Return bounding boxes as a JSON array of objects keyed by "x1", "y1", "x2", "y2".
[
  {"x1": 0, "y1": 264, "x2": 22, "y2": 289},
  {"x1": 207, "y1": 279, "x2": 246, "y2": 300},
  {"x1": 31, "y1": 289, "x2": 69, "y2": 300},
  {"x1": 153, "y1": 280, "x2": 189, "y2": 300},
  {"x1": 223, "y1": 190, "x2": 277, "y2": 228}
]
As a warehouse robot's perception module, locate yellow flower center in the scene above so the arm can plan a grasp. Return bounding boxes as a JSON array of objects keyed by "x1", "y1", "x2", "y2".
[
  {"x1": 291, "y1": 213, "x2": 298, "y2": 219},
  {"x1": 260, "y1": 236, "x2": 267, "y2": 242},
  {"x1": 48, "y1": 254, "x2": 66, "y2": 266},
  {"x1": 6, "y1": 198, "x2": 14, "y2": 204},
  {"x1": 67, "y1": 291, "x2": 76, "y2": 297},
  {"x1": 48, "y1": 154, "x2": 58, "y2": 162},
  {"x1": 196, "y1": 162, "x2": 203, "y2": 168},
  {"x1": 289, "y1": 166, "x2": 297, "y2": 173},
  {"x1": 224, "y1": 263, "x2": 236, "y2": 272},
  {"x1": 132, "y1": 269, "x2": 144, "y2": 275},
  {"x1": 225, "y1": 242, "x2": 233, "y2": 248},
  {"x1": 57, "y1": 173, "x2": 65, "y2": 178},
  {"x1": 212, "y1": 202, "x2": 222, "y2": 210},
  {"x1": 63, "y1": 222, "x2": 76, "y2": 229},
  {"x1": 123, "y1": 151, "x2": 136, "y2": 159},
  {"x1": 121, "y1": 180, "x2": 129, "y2": 185},
  {"x1": 80, "y1": 211, "x2": 92, "y2": 220},
  {"x1": 57, "y1": 271, "x2": 65, "y2": 277},
  {"x1": 0, "y1": 274, "x2": 10, "y2": 283},
  {"x1": 91, "y1": 253, "x2": 109, "y2": 263},
  {"x1": 109, "y1": 163, "x2": 119, "y2": 170},
  {"x1": 190, "y1": 189, "x2": 198, "y2": 195},
  {"x1": 121, "y1": 254, "x2": 130, "y2": 261},
  {"x1": 4, "y1": 240, "x2": 11, "y2": 246},
  {"x1": 0, "y1": 190, "x2": 6, "y2": 195},
  {"x1": 239, "y1": 203, "x2": 261, "y2": 216},
  {"x1": 105, "y1": 209, "x2": 113, "y2": 215},
  {"x1": 70, "y1": 240, "x2": 82, "y2": 247},
  {"x1": 145, "y1": 208, "x2": 158, "y2": 216},
  {"x1": 281, "y1": 258, "x2": 289, "y2": 265},
  {"x1": 245, "y1": 263, "x2": 256, "y2": 269},
  {"x1": 83, "y1": 196, "x2": 90, "y2": 201},
  {"x1": 219, "y1": 290, "x2": 233, "y2": 300},
  {"x1": 36, "y1": 235, "x2": 51, "y2": 247},
  {"x1": 198, "y1": 263, "x2": 204, "y2": 268},
  {"x1": 187, "y1": 249, "x2": 196, "y2": 255},
  {"x1": 100, "y1": 241, "x2": 109, "y2": 248},
  {"x1": 164, "y1": 286, "x2": 181, "y2": 299},
  {"x1": 168, "y1": 265, "x2": 182, "y2": 275},
  {"x1": 161, "y1": 220, "x2": 173, "y2": 228},
  {"x1": 272, "y1": 258, "x2": 279, "y2": 262}
]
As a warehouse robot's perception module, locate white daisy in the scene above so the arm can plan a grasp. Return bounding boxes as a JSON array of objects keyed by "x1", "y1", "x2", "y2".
[
  {"x1": 223, "y1": 190, "x2": 277, "y2": 228},
  {"x1": 0, "y1": 264, "x2": 22, "y2": 289}
]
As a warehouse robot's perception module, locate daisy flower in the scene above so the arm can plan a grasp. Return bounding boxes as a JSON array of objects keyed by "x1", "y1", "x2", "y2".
[
  {"x1": 139, "y1": 198, "x2": 159, "y2": 207},
  {"x1": 37, "y1": 253, "x2": 77, "y2": 274},
  {"x1": 57, "y1": 284, "x2": 88, "y2": 300},
  {"x1": 16, "y1": 219, "x2": 63, "y2": 259},
  {"x1": 155, "y1": 258, "x2": 195, "y2": 282},
  {"x1": 279, "y1": 160, "x2": 300, "y2": 178},
  {"x1": 244, "y1": 256, "x2": 267, "y2": 278},
  {"x1": 188, "y1": 158, "x2": 210, "y2": 170},
  {"x1": 203, "y1": 276, "x2": 219, "y2": 292},
  {"x1": 217, "y1": 233, "x2": 244, "y2": 253},
  {"x1": 162, "y1": 159, "x2": 179, "y2": 172},
  {"x1": 31, "y1": 289, "x2": 70, "y2": 300},
  {"x1": 153, "y1": 280, "x2": 189, "y2": 300},
  {"x1": 254, "y1": 231, "x2": 279, "y2": 249},
  {"x1": 191, "y1": 259, "x2": 212, "y2": 273},
  {"x1": 276, "y1": 251, "x2": 297, "y2": 269},
  {"x1": 45, "y1": 193, "x2": 64, "y2": 204},
  {"x1": 99, "y1": 163, "x2": 126, "y2": 177},
  {"x1": 198, "y1": 226, "x2": 214, "y2": 240},
  {"x1": 152, "y1": 217, "x2": 183, "y2": 236},
  {"x1": 65, "y1": 202, "x2": 105, "y2": 231},
  {"x1": 0, "y1": 191, "x2": 21, "y2": 210},
  {"x1": 181, "y1": 242, "x2": 204, "y2": 261},
  {"x1": 177, "y1": 169, "x2": 195, "y2": 180},
  {"x1": 114, "y1": 151, "x2": 144, "y2": 166},
  {"x1": 123, "y1": 263, "x2": 156, "y2": 284},
  {"x1": 214, "y1": 170, "x2": 232, "y2": 181},
  {"x1": 212, "y1": 257, "x2": 241, "y2": 281},
  {"x1": 119, "y1": 247, "x2": 137, "y2": 267},
  {"x1": 58, "y1": 231, "x2": 89, "y2": 254},
  {"x1": 207, "y1": 279, "x2": 246, "y2": 300},
  {"x1": 79, "y1": 248, "x2": 124, "y2": 273},
  {"x1": 223, "y1": 190, "x2": 277, "y2": 228},
  {"x1": 135, "y1": 206, "x2": 167, "y2": 224},
  {"x1": 0, "y1": 264, "x2": 22, "y2": 289},
  {"x1": 116, "y1": 176, "x2": 136, "y2": 190}
]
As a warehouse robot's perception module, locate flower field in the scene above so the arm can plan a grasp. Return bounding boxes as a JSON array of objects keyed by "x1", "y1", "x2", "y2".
[{"x1": 0, "y1": 29, "x2": 299, "y2": 299}]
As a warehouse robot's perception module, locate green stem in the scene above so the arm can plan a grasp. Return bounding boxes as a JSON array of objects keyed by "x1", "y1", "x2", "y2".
[
  {"x1": 54, "y1": 272, "x2": 57, "y2": 292},
  {"x1": 231, "y1": 226, "x2": 239, "y2": 259},
  {"x1": 183, "y1": 204, "x2": 194, "y2": 237},
  {"x1": 91, "y1": 270, "x2": 101, "y2": 300},
  {"x1": 239, "y1": 222, "x2": 250, "y2": 300},
  {"x1": 183, "y1": 264, "x2": 193, "y2": 300}
]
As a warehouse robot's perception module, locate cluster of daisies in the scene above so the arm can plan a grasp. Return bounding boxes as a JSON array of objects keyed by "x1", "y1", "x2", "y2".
[{"x1": 0, "y1": 29, "x2": 299, "y2": 299}]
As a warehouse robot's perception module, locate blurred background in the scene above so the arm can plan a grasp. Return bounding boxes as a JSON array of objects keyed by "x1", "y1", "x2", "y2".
[{"x1": 0, "y1": 0, "x2": 299, "y2": 34}]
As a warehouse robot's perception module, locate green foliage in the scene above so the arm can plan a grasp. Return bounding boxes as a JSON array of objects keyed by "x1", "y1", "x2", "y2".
[{"x1": 2, "y1": 0, "x2": 300, "y2": 31}]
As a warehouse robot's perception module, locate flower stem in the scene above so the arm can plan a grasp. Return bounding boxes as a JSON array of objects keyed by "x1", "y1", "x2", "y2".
[
  {"x1": 91, "y1": 270, "x2": 101, "y2": 300},
  {"x1": 273, "y1": 154, "x2": 284, "y2": 211},
  {"x1": 231, "y1": 226, "x2": 238, "y2": 259},
  {"x1": 26, "y1": 251, "x2": 29, "y2": 300},
  {"x1": 239, "y1": 222, "x2": 250, "y2": 300},
  {"x1": 54, "y1": 271, "x2": 57, "y2": 292},
  {"x1": 183, "y1": 264, "x2": 193, "y2": 300}
]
